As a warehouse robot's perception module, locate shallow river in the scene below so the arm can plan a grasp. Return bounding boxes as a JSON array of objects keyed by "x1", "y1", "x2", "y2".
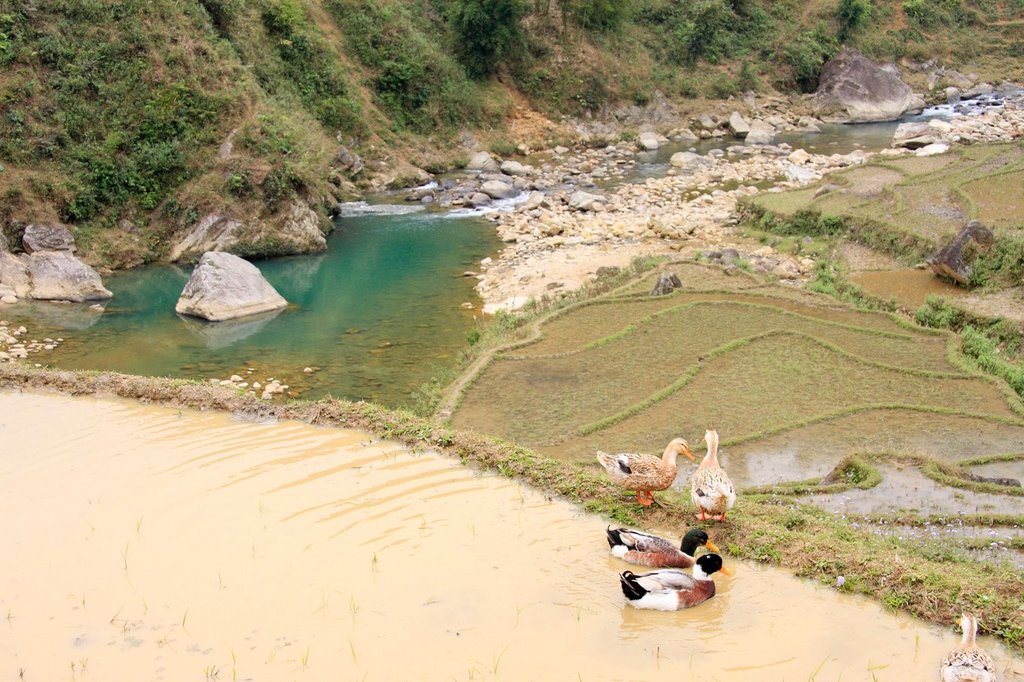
[
  {"x1": 4, "y1": 212, "x2": 500, "y2": 407},
  {"x1": 2, "y1": 390, "x2": 1020, "y2": 680}
]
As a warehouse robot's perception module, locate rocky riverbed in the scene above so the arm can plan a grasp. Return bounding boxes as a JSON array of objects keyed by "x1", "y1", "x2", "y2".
[
  {"x1": 0, "y1": 320, "x2": 64, "y2": 364},
  {"x1": 470, "y1": 95, "x2": 1024, "y2": 312}
]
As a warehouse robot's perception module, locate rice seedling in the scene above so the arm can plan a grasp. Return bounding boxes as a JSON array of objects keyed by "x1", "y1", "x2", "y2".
[{"x1": 808, "y1": 654, "x2": 828, "y2": 680}]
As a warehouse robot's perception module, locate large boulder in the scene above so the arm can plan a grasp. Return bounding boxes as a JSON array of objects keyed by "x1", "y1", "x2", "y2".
[
  {"x1": 499, "y1": 160, "x2": 528, "y2": 176},
  {"x1": 892, "y1": 121, "x2": 938, "y2": 149},
  {"x1": 637, "y1": 131, "x2": 661, "y2": 151},
  {"x1": 745, "y1": 120, "x2": 775, "y2": 145},
  {"x1": 480, "y1": 180, "x2": 517, "y2": 200},
  {"x1": 22, "y1": 223, "x2": 75, "y2": 254},
  {"x1": 928, "y1": 220, "x2": 995, "y2": 286},
  {"x1": 466, "y1": 151, "x2": 500, "y2": 172},
  {"x1": 727, "y1": 112, "x2": 750, "y2": 138},
  {"x1": 26, "y1": 251, "x2": 113, "y2": 302},
  {"x1": 650, "y1": 272, "x2": 683, "y2": 296},
  {"x1": 669, "y1": 152, "x2": 711, "y2": 169},
  {"x1": 175, "y1": 251, "x2": 288, "y2": 322},
  {"x1": 814, "y1": 49, "x2": 926, "y2": 123},
  {"x1": 169, "y1": 200, "x2": 327, "y2": 262},
  {"x1": 568, "y1": 191, "x2": 604, "y2": 212},
  {"x1": 0, "y1": 251, "x2": 31, "y2": 298}
]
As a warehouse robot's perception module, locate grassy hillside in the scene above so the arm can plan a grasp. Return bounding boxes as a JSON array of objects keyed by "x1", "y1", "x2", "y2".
[{"x1": 0, "y1": 0, "x2": 1021, "y2": 268}]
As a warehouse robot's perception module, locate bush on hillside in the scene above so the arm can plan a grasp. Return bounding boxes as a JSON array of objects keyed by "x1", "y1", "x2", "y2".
[
  {"x1": 783, "y1": 28, "x2": 838, "y2": 91},
  {"x1": 329, "y1": 0, "x2": 485, "y2": 130},
  {"x1": 902, "y1": 0, "x2": 969, "y2": 28},
  {"x1": 837, "y1": 0, "x2": 872, "y2": 41},
  {"x1": 261, "y1": 0, "x2": 362, "y2": 133},
  {"x1": 446, "y1": 0, "x2": 527, "y2": 78},
  {"x1": 567, "y1": 0, "x2": 632, "y2": 31}
]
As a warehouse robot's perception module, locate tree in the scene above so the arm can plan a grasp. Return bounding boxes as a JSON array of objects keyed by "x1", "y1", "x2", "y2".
[{"x1": 448, "y1": 0, "x2": 527, "y2": 78}]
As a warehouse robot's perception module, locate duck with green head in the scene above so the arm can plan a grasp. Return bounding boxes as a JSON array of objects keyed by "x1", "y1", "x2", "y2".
[{"x1": 606, "y1": 527, "x2": 719, "y2": 568}]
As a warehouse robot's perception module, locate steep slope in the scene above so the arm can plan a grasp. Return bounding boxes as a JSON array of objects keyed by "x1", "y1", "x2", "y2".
[{"x1": 0, "y1": 0, "x2": 1021, "y2": 270}]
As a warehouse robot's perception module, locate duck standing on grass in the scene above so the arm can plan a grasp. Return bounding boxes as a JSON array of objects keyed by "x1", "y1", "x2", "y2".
[
  {"x1": 690, "y1": 429, "x2": 735, "y2": 521},
  {"x1": 596, "y1": 438, "x2": 694, "y2": 507},
  {"x1": 619, "y1": 553, "x2": 728, "y2": 610},
  {"x1": 940, "y1": 613, "x2": 997, "y2": 682},
  {"x1": 606, "y1": 527, "x2": 719, "y2": 568}
]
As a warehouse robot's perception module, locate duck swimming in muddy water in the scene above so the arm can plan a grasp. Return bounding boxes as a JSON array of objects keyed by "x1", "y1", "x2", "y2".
[
  {"x1": 619, "y1": 553, "x2": 728, "y2": 610},
  {"x1": 606, "y1": 526, "x2": 719, "y2": 568},
  {"x1": 596, "y1": 438, "x2": 694, "y2": 507},
  {"x1": 940, "y1": 613, "x2": 997, "y2": 682},
  {"x1": 690, "y1": 429, "x2": 736, "y2": 521}
]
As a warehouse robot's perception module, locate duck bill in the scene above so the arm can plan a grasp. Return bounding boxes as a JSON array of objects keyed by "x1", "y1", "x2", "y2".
[
  {"x1": 719, "y1": 565, "x2": 732, "y2": 576},
  {"x1": 683, "y1": 445, "x2": 695, "y2": 461},
  {"x1": 705, "y1": 540, "x2": 720, "y2": 553}
]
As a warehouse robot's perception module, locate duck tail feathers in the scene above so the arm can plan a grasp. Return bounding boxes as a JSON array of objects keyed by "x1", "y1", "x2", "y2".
[
  {"x1": 619, "y1": 571, "x2": 648, "y2": 601},
  {"x1": 606, "y1": 525, "x2": 624, "y2": 549}
]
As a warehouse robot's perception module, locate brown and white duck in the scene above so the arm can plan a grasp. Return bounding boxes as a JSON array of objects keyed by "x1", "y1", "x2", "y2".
[
  {"x1": 619, "y1": 554, "x2": 728, "y2": 610},
  {"x1": 940, "y1": 613, "x2": 997, "y2": 682},
  {"x1": 596, "y1": 438, "x2": 694, "y2": 507},
  {"x1": 606, "y1": 526, "x2": 719, "y2": 568},
  {"x1": 690, "y1": 429, "x2": 736, "y2": 521}
]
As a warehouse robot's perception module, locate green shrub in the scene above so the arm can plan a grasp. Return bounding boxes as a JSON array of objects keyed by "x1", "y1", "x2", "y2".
[
  {"x1": 261, "y1": 0, "x2": 362, "y2": 133},
  {"x1": 329, "y1": 0, "x2": 484, "y2": 130},
  {"x1": 446, "y1": 0, "x2": 527, "y2": 78},
  {"x1": 568, "y1": 0, "x2": 632, "y2": 31},
  {"x1": 961, "y1": 326, "x2": 1024, "y2": 397},
  {"x1": 197, "y1": 0, "x2": 241, "y2": 33},
  {"x1": 783, "y1": 29, "x2": 839, "y2": 91},
  {"x1": 914, "y1": 295, "x2": 966, "y2": 329},
  {"x1": 902, "y1": 0, "x2": 968, "y2": 28},
  {"x1": 969, "y1": 235, "x2": 1024, "y2": 288},
  {"x1": 708, "y1": 72, "x2": 739, "y2": 98},
  {"x1": 837, "y1": 0, "x2": 872, "y2": 41}
]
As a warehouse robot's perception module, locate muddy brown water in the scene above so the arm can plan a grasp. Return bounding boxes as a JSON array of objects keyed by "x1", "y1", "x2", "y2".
[
  {"x1": 851, "y1": 269, "x2": 968, "y2": 309},
  {"x1": 2, "y1": 391, "x2": 1022, "y2": 681}
]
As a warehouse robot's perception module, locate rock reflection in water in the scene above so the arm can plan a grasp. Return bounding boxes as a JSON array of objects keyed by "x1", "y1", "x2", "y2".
[
  {"x1": 178, "y1": 307, "x2": 286, "y2": 350},
  {"x1": 10, "y1": 299, "x2": 108, "y2": 330}
]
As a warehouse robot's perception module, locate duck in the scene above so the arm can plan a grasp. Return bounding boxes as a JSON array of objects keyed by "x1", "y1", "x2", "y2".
[
  {"x1": 619, "y1": 553, "x2": 728, "y2": 610},
  {"x1": 606, "y1": 526, "x2": 719, "y2": 568},
  {"x1": 596, "y1": 438, "x2": 694, "y2": 506},
  {"x1": 940, "y1": 613, "x2": 996, "y2": 682},
  {"x1": 690, "y1": 429, "x2": 735, "y2": 521}
]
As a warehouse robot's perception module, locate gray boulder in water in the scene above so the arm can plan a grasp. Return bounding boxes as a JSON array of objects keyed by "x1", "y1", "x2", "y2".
[
  {"x1": 176, "y1": 251, "x2": 288, "y2": 321},
  {"x1": 814, "y1": 49, "x2": 925, "y2": 123},
  {"x1": 650, "y1": 271, "x2": 683, "y2": 296},
  {"x1": 928, "y1": 220, "x2": 995, "y2": 286},
  {"x1": 26, "y1": 251, "x2": 113, "y2": 302}
]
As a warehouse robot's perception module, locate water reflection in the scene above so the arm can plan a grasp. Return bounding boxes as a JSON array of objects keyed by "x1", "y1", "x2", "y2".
[{"x1": 178, "y1": 307, "x2": 286, "y2": 349}]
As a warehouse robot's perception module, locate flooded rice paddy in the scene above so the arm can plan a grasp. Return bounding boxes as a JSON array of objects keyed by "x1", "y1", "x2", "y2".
[
  {"x1": 2, "y1": 390, "x2": 1022, "y2": 681},
  {"x1": 851, "y1": 268, "x2": 968, "y2": 309}
]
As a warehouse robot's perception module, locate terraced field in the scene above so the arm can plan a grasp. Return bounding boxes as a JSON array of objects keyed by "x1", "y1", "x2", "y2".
[
  {"x1": 447, "y1": 261, "x2": 1024, "y2": 527},
  {"x1": 748, "y1": 144, "x2": 1024, "y2": 257}
]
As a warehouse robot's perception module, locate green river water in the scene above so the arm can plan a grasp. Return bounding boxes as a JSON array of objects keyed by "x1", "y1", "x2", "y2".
[{"x1": 6, "y1": 210, "x2": 500, "y2": 407}]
